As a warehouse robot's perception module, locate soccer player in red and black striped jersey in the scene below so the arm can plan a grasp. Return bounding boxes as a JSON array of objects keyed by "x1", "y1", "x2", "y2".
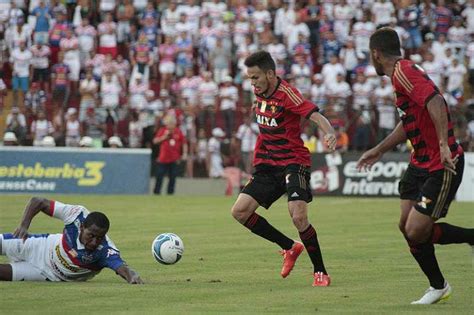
[
  {"x1": 357, "y1": 28, "x2": 474, "y2": 304},
  {"x1": 230, "y1": 51, "x2": 337, "y2": 287}
]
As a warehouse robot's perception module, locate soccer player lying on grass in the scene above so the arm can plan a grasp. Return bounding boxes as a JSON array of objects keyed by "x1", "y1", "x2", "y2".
[{"x1": 0, "y1": 197, "x2": 143, "y2": 284}]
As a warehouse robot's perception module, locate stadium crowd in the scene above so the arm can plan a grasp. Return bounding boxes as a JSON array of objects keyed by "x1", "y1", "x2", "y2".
[{"x1": 1, "y1": 0, "x2": 474, "y2": 178}]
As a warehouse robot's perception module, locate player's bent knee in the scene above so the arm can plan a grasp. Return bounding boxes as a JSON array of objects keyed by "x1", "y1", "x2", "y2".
[
  {"x1": 398, "y1": 221, "x2": 407, "y2": 235},
  {"x1": 230, "y1": 205, "x2": 252, "y2": 223},
  {"x1": 291, "y1": 213, "x2": 309, "y2": 231},
  {"x1": 405, "y1": 227, "x2": 429, "y2": 244}
]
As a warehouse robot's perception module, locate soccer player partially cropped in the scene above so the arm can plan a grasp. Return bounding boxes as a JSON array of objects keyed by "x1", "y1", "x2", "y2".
[
  {"x1": 0, "y1": 197, "x2": 143, "y2": 284},
  {"x1": 231, "y1": 51, "x2": 337, "y2": 286},
  {"x1": 357, "y1": 28, "x2": 473, "y2": 304}
]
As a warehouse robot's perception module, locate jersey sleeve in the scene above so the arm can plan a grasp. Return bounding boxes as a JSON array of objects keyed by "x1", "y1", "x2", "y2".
[
  {"x1": 282, "y1": 84, "x2": 319, "y2": 119},
  {"x1": 49, "y1": 200, "x2": 90, "y2": 225},
  {"x1": 393, "y1": 62, "x2": 439, "y2": 107},
  {"x1": 102, "y1": 237, "x2": 125, "y2": 271}
]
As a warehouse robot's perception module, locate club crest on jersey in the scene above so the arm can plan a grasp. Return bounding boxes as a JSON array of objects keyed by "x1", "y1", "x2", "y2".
[
  {"x1": 397, "y1": 107, "x2": 406, "y2": 118},
  {"x1": 256, "y1": 114, "x2": 278, "y2": 127},
  {"x1": 81, "y1": 253, "x2": 94, "y2": 263},
  {"x1": 260, "y1": 100, "x2": 267, "y2": 112}
]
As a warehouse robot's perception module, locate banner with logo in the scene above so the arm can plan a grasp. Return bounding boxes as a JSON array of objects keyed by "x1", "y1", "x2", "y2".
[
  {"x1": 310, "y1": 152, "x2": 409, "y2": 197},
  {"x1": 0, "y1": 147, "x2": 151, "y2": 194}
]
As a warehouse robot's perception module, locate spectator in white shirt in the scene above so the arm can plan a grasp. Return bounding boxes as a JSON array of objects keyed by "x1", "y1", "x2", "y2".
[
  {"x1": 351, "y1": 12, "x2": 375, "y2": 55},
  {"x1": 321, "y1": 54, "x2": 346, "y2": 88},
  {"x1": 79, "y1": 70, "x2": 98, "y2": 121},
  {"x1": 5, "y1": 107, "x2": 27, "y2": 144},
  {"x1": 290, "y1": 58, "x2": 312, "y2": 98},
  {"x1": 371, "y1": 0, "x2": 395, "y2": 27},
  {"x1": 326, "y1": 73, "x2": 352, "y2": 112},
  {"x1": 251, "y1": 2, "x2": 271, "y2": 34},
  {"x1": 100, "y1": 70, "x2": 121, "y2": 110},
  {"x1": 235, "y1": 115, "x2": 259, "y2": 174},
  {"x1": 421, "y1": 51, "x2": 443, "y2": 88},
  {"x1": 462, "y1": 1, "x2": 474, "y2": 35},
  {"x1": 128, "y1": 73, "x2": 149, "y2": 110},
  {"x1": 286, "y1": 15, "x2": 310, "y2": 52},
  {"x1": 10, "y1": 40, "x2": 32, "y2": 106},
  {"x1": 445, "y1": 58, "x2": 467, "y2": 97},
  {"x1": 273, "y1": 1, "x2": 295, "y2": 42},
  {"x1": 75, "y1": 17, "x2": 97, "y2": 68},
  {"x1": 372, "y1": 77, "x2": 396, "y2": 142},
  {"x1": 209, "y1": 37, "x2": 231, "y2": 84},
  {"x1": 31, "y1": 109, "x2": 54, "y2": 146},
  {"x1": 161, "y1": 1, "x2": 180, "y2": 37},
  {"x1": 198, "y1": 71, "x2": 218, "y2": 131},
  {"x1": 447, "y1": 16, "x2": 468, "y2": 58},
  {"x1": 30, "y1": 40, "x2": 51, "y2": 92},
  {"x1": 310, "y1": 73, "x2": 328, "y2": 111},
  {"x1": 431, "y1": 33, "x2": 450, "y2": 65},
  {"x1": 352, "y1": 73, "x2": 373, "y2": 111},
  {"x1": 219, "y1": 76, "x2": 238, "y2": 138}
]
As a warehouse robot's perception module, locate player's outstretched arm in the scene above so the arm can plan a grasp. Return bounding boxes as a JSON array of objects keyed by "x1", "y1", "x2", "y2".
[
  {"x1": 427, "y1": 94, "x2": 458, "y2": 174},
  {"x1": 357, "y1": 122, "x2": 406, "y2": 171},
  {"x1": 308, "y1": 112, "x2": 337, "y2": 151},
  {"x1": 13, "y1": 197, "x2": 51, "y2": 239},
  {"x1": 116, "y1": 264, "x2": 144, "y2": 284}
]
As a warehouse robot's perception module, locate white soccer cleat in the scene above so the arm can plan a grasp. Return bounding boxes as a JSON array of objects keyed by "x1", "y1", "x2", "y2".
[{"x1": 411, "y1": 282, "x2": 452, "y2": 305}]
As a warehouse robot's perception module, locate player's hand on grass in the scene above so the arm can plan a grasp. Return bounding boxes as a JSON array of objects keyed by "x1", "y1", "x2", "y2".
[
  {"x1": 439, "y1": 144, "x2": 458, "y2": 175},
  {"x1": 324, "y1": 134, "x2": 337, "y2": 152},
  {"x1": 356, "y1": 148, "x2": 382, "y2": 172},
  {"x1": 13, "y1": 225, "x2": 29, "y2": 240}
]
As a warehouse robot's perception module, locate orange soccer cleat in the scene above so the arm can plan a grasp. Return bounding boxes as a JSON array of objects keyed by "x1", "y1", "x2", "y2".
[
  {"x1": 280, "y1": 241, "x2": 304, "y2": 278},
  {"x1": 312, "y1": 272, "x2": 331, "y2": 287}
]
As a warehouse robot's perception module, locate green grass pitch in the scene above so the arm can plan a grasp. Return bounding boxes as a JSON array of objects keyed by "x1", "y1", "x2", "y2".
[{"x1": 1, "y1": 195, "x2": 472, "y2": 314}]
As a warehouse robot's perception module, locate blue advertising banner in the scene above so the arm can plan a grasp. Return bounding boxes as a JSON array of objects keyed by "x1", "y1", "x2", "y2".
[{"x1": 0, "y1": 147, "x2": 151, "y2": 194}]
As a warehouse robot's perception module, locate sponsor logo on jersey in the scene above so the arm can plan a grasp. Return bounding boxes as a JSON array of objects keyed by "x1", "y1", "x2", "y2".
[
  {"x1": 256, "y1": 114, "x2": 278, "y2": 127},
  {"x1": 55, "y1": 245, "x2": 80, "y2": 272}
]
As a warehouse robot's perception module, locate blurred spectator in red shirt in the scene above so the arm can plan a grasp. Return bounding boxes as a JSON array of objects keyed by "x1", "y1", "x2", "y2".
[{"x1": 152, "y1": 115, "x2": 187, "y2": 195}]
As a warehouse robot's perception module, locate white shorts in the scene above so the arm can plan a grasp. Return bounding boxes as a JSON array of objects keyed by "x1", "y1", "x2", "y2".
[
  {"x1": 159, "y1": 61, "x2": 176, "y2": 74},
  {"x1": 1, "y1": 234, "x2": 61, "y2": 281},
  {"x1": 64, "y1": 58, "x2": 81, "y2": 81}
]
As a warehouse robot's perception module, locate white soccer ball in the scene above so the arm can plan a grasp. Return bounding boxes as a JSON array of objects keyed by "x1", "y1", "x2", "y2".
[{"x1": 151, "y1": 233, "x2": 184, "y2": 265}]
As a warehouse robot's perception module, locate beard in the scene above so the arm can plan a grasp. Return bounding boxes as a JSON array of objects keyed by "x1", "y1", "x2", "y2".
[{"x1": 374, "y1": 63, "x2": 385, "y2": 76}]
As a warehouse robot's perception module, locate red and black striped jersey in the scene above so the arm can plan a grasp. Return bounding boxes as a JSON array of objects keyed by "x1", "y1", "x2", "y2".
[
  {"x1": 391, "y1": 59, "x2": 463, "y2": 172},
  {"x1": 253, "y1": 78, "x2": 319, "y2": 168}
]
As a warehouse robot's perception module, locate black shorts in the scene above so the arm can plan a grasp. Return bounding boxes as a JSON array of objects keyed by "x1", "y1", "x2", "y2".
[
  {"x1": 33, "y1": 68, "x2": 50, "y2": 82},
  {"x1": 398, "y1": 155, "x2": 464, "y2": 219},
  {"x1": 241, "y1": 164, "x2": 313, "y2": 209}
]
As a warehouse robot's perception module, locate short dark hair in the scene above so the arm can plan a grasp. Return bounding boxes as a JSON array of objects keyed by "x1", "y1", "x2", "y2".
[
  {"x1": 244, "y1": 51, "x2": 276, "y2": 73},
  {"x1": 83, "y1": 212, "x2": 110, "y2": 230},
  {"x1": 369, "y1": 27, "x2": 401, "y2": 57}
]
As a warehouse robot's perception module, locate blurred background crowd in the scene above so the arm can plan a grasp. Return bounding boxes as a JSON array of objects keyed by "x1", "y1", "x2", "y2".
[{"x1": 1, "y1": 0, "x2": 473, "y2": 179}]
